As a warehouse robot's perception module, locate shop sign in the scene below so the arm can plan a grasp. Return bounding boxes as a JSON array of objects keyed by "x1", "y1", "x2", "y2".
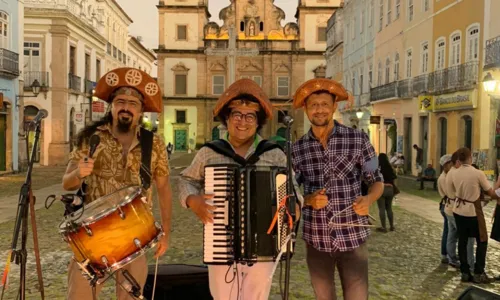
[
  {"x1": 418, "y1": 95, "x2": 433, "y2": 111},
  {"x1": 433, "y1": 90, "x2": 477, "y2": 112}
]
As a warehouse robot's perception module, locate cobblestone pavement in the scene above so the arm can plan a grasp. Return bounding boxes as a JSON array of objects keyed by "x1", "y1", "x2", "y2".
[{"x1": 0, "y1": 155, "x2": 500, "y2": 299}]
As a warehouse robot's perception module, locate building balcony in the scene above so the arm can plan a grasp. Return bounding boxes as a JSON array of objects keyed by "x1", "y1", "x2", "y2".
[
  {"x1": 412, "y1": 74, "x2": 429, "y2": 95},
  {"x1": 24, "y1": 71, "x2": 49, "y2": 90},
  {"x1": 428, "y1": 61, "x2": 478, "y2": 95},
  {"x1": 485, "y1": 36, "x2": 500, "y2": 70},
  {"x1": 0, "y1": 48, "x2": 20, "y2": 79},
  {"x1": 68, "y1": 73, "x2": 81, "y2": 92},
  {"x1": 84, "y1": 79, "x2": 96, "y2": 95},
  {"x1": 370, "y1": 81, "x2": 398, "y2": 102},
  {"x1": 398, "y1": 78, "x2": 413, "y2": 99}
]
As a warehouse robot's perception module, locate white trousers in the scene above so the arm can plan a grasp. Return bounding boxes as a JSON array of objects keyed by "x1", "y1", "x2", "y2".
[{"x1": 208, "y1": 262, "x2": 274, "y2": 300}]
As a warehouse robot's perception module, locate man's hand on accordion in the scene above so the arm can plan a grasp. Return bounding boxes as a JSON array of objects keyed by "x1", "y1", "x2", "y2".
[{"x1": 186, "y1": 194, "x2": 216, "y2": 224}]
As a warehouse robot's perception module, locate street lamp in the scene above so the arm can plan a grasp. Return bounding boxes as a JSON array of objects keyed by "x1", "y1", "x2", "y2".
[
  {"x1": 483, "y1": 72, "x2": 498, "y2": 94},
  {"x1": 15, "y1": 79, "x2": 42, "y2": 108},
  {"x1": 356, "y1": 109, "x2": 364, "y2": 119}
]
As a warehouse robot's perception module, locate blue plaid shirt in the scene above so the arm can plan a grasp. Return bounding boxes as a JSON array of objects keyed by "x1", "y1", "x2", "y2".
[{"x1": 292, "y1": 121, "x2": 383, "y2": 252}]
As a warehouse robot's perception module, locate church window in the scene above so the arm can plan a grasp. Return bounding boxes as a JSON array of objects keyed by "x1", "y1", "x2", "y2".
[
  {"x1": 277, "y1": 76, "x2": 289, "y2": 97},
  {"x1": 259, "y1": 22, "x2": 264, "y2": 31},
  {"x1": 175, "y1": 74, "x2": 187, "y2": 95},
  {"x1": 317, "y1": 27, "x2": 327, "y2": 42},
  {"x1": 212, "y1": 75, "x2": 225, "y2": 95},
  {"x1": 240, "y1": 21, "x2": 245, "y2": 32},
  {"x1": 176, "y1": 25, "x2": 187, "y2": 41}
]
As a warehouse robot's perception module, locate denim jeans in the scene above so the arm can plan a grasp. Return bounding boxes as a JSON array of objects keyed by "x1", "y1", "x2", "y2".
[
  {"x1": 446, "y1": 214, "x2": 475, "y2": 268},
  {"x1": 439, "y1": 205, "x2": 448, "y2": 257}
]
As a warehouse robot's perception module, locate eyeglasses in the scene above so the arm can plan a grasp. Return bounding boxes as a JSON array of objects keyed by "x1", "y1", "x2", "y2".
[{"x1": 230, "y1": 111, "x2": 257, "y2": 124}]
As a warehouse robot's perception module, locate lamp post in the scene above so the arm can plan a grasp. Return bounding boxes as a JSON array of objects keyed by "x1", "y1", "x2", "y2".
[
  {"x1": 356, "y1": 108, "x2": 364, "y2": 119},
  {"x1": 15, "y1": 79, "x2": 42, "y2": 171}
]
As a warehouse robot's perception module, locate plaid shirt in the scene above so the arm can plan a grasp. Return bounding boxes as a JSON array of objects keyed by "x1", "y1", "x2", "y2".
[{"x1": 292, "y1": 121, "x2": 383, "y2": 252}]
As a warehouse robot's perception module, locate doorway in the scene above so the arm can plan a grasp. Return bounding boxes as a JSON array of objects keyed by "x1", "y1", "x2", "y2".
[
  {"x1": 174, "y1": 129, "x2": 187, "y2": 151},
  {"x1": 404, "y1": 117, "x2": 412, "y2": 174},
  {"x1": 0, "y1": 115, "x2": 6, "y2": 171}
]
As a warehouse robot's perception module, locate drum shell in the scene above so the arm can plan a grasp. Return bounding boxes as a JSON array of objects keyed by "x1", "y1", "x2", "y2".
[{"x1": 64, "y1": 195, "x2": 159, "y2": 270}]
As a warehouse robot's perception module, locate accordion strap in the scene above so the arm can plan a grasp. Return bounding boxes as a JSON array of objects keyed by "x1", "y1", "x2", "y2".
[{"x1": 201, "y1": 139, "x2": 283, "y2": 166}]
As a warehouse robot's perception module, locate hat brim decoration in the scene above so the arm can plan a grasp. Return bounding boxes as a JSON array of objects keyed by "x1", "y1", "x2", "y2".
[
  {"x1": 292, "y1": 78, "x2": 349, "y2": 109},
  {"x1": 94, "y1": 67, "x2": 163, "y2": 113},
  {"x1": 213, "y1": 78, "x2": 273, "y2": 119}
]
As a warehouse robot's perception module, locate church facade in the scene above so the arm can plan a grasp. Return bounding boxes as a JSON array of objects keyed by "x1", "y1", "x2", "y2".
[{"x1": 156, "y1": 0, "x2": 343, "y2": 150}]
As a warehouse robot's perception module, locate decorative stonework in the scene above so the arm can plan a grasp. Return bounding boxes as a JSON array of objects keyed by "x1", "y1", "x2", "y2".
[
  {"x1": 209, "y1": 61, "x2": 226, "y2": 72},
  {"x1": 171, "y1": 62, "x2": 190, "y2": 72}
]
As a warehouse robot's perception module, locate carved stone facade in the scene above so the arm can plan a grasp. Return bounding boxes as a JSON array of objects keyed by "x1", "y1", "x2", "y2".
[{"x1": 156, "y1": 0, "x2": 343, "y2": 147}]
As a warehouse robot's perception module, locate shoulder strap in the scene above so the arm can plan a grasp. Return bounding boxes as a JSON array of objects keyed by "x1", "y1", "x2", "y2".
[
  {"x1": 246, "y1": 140, "x2": 283, "y2": 165},
  {"x1": 140, "y1": 127, "x2": 154, "y2": 190},
  {"x1": 201, "y1": 139, "x2": 247, "y2": 165}
]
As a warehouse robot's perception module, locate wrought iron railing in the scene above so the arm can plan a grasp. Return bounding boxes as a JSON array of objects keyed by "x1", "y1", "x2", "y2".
[
  {"x1": 24, "y1": 71, "x2": 49, "y2": 90},
  {"x1": 412, "y1": 74, "x2": 428, "y2": 95},
  {"x1": 370, "y1": 81, "x2": 398, "y2": 101},
  {"x1": 68, "y1": 73, "x2": 81, "y2": 92},
  {"x1": 0, "y1": 48, "x2": 19, "y2": 78},
  {"x1": 485, "y1": 36, "x2": 500, "y2": 70},
  {"x1": 428, "y1": 61, "x2": 478, "y2": 95},
  {"x1": 398, "y1": 78, "x2": 412, "y2": 99}
]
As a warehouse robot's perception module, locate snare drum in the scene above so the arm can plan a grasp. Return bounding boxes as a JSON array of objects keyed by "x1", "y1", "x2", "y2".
[{"x1": 59, "y1": 186, "x2": 163, "y2": 275}]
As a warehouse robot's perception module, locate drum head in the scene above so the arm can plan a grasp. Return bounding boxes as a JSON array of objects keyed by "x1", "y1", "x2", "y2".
[{"x1": 62, "y1": 185, "x2": 142, "y2": 228}]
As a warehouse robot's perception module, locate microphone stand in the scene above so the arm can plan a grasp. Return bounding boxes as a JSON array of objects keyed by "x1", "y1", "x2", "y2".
[
  {"x1": 283, "y1": 117, "x2": 296, "y2": 300},
  {"x1": 7, "y1": 120, "x2": 44, "y2": 300}
]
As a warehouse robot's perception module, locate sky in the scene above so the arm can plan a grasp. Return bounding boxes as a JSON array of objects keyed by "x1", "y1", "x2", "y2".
[{"x1": 117, "y1": 0, "x2": 299, "y2": 50}]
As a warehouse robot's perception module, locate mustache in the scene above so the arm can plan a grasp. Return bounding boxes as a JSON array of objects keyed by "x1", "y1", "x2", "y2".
[{"x1": 118, "y1": 110, "x2": 133, "y2": 117}]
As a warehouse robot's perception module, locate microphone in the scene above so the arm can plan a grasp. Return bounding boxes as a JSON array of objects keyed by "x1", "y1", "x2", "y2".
[
  {"x1": 30, "y1": 109, "x2": 48, "y2": 125},
  {"x1": 283, "y1": 115, "x2": 294, "y2": 126},
  {"x1": 88, "y1": 134, "x2": 100, "y2": 158}
]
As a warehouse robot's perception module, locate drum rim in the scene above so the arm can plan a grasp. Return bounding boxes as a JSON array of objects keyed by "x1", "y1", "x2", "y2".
[
  {"x1": 98, "y1": 230, "x2": 164, "y2": 280},
  {"x1": 59, "y1": 185, "x2": 143, "y2": 230}
]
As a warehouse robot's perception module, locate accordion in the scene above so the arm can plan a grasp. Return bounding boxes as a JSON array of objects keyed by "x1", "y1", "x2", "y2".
[{"x1": 203, "y1": 164, "x2": 294, "y2": 265}]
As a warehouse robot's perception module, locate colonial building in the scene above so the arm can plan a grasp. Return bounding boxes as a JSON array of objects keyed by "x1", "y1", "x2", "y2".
[
  {"x1": 0, "y1": 0, "x2": 22, "y2": 172},
  {"x1": 341, "y1": 0, "x2": 376, "y2": 137},
  {"x1": 156, "y1": 0, "x2": 342, "y2": 150},
  {"x1": 325, "y1": 7, "x2": 344, "y2": 122},
  {"x1": 22, "y1": 0, "x2": 156, "y2": 166}
]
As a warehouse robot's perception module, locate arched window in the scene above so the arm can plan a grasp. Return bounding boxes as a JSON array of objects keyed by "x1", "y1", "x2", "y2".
[
  {"x1": 466, "y1": 24, "x2": 479, "y2": 62},
  {"x1": 435, "y1": 38, "x2": 445, "y2": 70},
  {"x1": 385, "y1": 58, "x2": 391, "y2": 84},
  {"x1": 377, "y1": 61, "x2": 382, "y2": 86},
  {"x1": 394, "y1": 53, "x2": 400, "y2": 80},
  {"x1": 450, "y1": 31, "x2": 462, "y2": 66}
]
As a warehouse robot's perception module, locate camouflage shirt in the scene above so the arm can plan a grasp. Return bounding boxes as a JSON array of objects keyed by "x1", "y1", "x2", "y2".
[{"x1": 68, "y1": 124, "x2": 169, "y2": 205}]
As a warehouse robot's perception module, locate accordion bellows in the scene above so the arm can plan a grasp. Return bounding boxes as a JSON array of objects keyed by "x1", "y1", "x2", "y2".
[{"x1": 213, "y1": 78, "x2": 274, "y2": 119}]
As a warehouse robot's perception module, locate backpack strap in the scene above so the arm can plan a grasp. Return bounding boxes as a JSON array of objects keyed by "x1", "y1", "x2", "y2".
[
  {"x1": 140, "y1": 127, "x2": 154, "y2": 190},
  {"x1": 246, "y1": 140, "x2": 283, "y2": 165}
]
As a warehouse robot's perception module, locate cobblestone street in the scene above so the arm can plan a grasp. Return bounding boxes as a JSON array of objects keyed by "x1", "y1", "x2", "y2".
[{"x1": 0, "y1": 153, "x2": 499, "y2": 299}]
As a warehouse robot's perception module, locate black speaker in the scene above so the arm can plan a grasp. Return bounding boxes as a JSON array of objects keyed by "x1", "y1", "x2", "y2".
[
  {"x1": 143, "y1": 264, "x2": 213, "y2": 300},
  {"x1": 457, "y1": 286, "x2": 500, "y2": 300}
]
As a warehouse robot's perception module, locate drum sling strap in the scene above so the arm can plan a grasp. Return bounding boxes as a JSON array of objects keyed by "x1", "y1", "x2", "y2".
[{"x1": 62, "y1": 128, "x2": 155, "y2": 216}]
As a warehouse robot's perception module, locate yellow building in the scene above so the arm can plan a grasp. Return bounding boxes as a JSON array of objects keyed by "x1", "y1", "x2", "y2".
[
  {"x1": 370, "y1": 0, "x2": 435, "y2": 174},
  {"x1": 427, "y1": 0, "x2": 484, "y2": 169}
]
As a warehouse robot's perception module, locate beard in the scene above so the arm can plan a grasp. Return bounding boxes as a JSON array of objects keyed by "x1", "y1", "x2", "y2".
[{"x1": 116, "y1": 110, "x2": 133, "y2": 133}]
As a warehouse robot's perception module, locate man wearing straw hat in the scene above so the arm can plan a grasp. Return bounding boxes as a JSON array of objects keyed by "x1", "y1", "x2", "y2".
[
  {"x1": 179, "y1": 78, "x2": 302, "y2": 300},
  {"x1": 291, "y1": 78, "x2": 384, "y2": 300},
  {"x1": 62, "y1": 67, "x2": 172, "y2": 299}
]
